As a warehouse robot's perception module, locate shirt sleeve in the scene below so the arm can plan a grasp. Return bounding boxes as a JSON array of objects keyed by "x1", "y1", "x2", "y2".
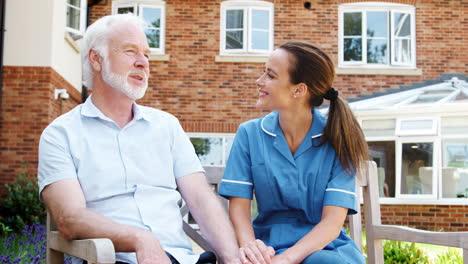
[
  {"x1": 170, "y1": 117, "x2": 204, "y2": 179},
  {"x1": 218, "y1": 124, "x2": 254, "y2": 200},
  {"x1": 323, "y1": 156, "x2": 358, "y2": 215},
  {"x1": 37, "y1": 123, "x2": 78, "y2": 198}
]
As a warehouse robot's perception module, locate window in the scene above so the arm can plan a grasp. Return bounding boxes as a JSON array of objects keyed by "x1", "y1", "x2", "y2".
[
  {"x1": 188, "y1": 133, "x2": 235, "y2": 166},
  {"x1": 113, "y1": 1, "x2": 166, "y2": 54},
  {"x1": 339, "y1": 2, "x2": 415, "y2": 68},
  {"x1": 220, "y1": 0, "x2": 274, "y2": 55},
  {"x1": 66, "y1": 0, "x2": 87, "y2": 38}
]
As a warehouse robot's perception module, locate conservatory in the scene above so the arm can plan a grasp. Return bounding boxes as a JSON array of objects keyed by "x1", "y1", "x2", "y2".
[{"x1": 350, "y1": 77, "x2": 468, "y2": 204}]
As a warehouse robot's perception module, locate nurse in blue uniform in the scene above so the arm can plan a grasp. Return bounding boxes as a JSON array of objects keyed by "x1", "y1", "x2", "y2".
[{"x1": 219, "y1": 42, "x2": 368, "y2": 264}]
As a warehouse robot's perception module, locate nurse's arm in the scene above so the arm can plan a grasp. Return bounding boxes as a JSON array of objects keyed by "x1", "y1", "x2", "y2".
[
  {"x1": 230, "y1": 197, "x2": 275, "y2": 264},
  {"x1": 176, "y1": 172, "x2": 241, "y2": 264},
  {"x1": 42, "y1": 178, "x2": 171, "y2": 264},
  {"x1": 272, "y1": 205, "x2": 348, "y2": 264}
]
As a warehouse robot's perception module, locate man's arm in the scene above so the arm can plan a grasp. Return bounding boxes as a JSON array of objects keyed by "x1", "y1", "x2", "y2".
[
  {"x1": 176, "y1": 172, "x2": 241, "y2": 264},
  {"x1": 42, "y1": 178, "x2": 171, "y2": 264}
]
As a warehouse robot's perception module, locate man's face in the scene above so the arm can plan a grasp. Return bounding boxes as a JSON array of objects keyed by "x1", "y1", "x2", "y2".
[{"x1": 103, "y1": 22, "x2": 151, "y2": 100}]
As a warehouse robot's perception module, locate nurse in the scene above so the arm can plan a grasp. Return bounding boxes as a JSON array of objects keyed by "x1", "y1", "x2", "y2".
[{"x1": 218, "y1": 42, "x2": 368, "y2": 264}]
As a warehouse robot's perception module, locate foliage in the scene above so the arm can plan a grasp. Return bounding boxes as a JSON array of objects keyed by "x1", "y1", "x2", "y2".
[
  {"x1": 0, "y1": 223, "x2": 72, "y2": 264},
  {"x1": 0, "y1": 171, "x2": 46, "y2": 232},
  {"x1": 190, "y1": 138, "x2": 211, "y2": 157},
  {"x1": 384, "y1": 240, "x2": 429, "y2": 264},
  {"x1": 433, "y1": 248, "x2": 463, "y2": 264}
]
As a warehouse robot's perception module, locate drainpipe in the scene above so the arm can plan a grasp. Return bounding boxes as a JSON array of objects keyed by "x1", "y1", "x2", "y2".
[{"x1": 0, "y1": 0, "x2": 6, "y2": 110}]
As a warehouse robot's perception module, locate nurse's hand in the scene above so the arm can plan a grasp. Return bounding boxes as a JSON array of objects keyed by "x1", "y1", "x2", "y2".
[
  {"x1": 240, "y1": 239, "x2": 275, "y2": 264},
  {"x1": 270, "y1": 254, "x2": 290, "y2": 264}
]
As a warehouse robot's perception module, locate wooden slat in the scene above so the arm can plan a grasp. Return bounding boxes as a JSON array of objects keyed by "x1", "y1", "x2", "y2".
[
  {"x1": 349, "y1": 181, "x2": 363, "y2": 252},
  {"x1": 183, "y1": 221, "x2": 215, "y2": 252}
]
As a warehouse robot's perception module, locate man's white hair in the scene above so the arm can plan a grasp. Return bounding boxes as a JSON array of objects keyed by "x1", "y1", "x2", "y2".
[{"x1": 81, "y1": 13, "x2": 146, "y2": 89}]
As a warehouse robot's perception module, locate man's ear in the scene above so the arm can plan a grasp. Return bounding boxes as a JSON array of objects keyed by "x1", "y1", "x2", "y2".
[{"x1": 89, "y1": 49, "x2": 103, "y2": 72}]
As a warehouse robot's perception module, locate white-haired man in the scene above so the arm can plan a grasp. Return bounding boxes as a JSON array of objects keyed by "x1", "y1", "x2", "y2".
[{"x1": 38, "y1": 14, "x2": 241, "y2": 264}]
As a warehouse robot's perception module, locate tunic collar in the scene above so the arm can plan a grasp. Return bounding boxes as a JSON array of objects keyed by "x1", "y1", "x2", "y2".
[{"x1": 260, "y1": 107, "x2": 326, "y2": 139}]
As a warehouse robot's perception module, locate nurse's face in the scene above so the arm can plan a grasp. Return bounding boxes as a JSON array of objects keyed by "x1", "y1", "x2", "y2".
[{"x1": 255, "y1": 48, "x2": 297, "y2": 111}]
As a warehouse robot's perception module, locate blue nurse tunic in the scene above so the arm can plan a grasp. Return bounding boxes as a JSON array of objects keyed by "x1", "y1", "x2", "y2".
[{"x1": 218, "y1": 108, "x2": 365, "y2": 264}]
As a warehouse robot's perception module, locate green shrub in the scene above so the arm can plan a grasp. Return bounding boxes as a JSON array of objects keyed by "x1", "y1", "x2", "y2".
[
  {"x1": 0, "y1": 170, "x2": 46, "y2": 232},
  {"x1": 434, "y1": 248, "x2": 462, "y2": 264},
  {"x1": 384, "y1": 240, "x2": 429, "y2": 264}
]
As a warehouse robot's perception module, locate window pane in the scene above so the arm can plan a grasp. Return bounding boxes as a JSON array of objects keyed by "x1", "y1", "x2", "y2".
[
  {"x1": 145, "y1": 29, "x2": 160, "y2": 48},
  {"x1": 367, "y1": 12, "x2": 387, "y2": 38},
  {"x1": 401, "y1": 143, "x2": 433, "y2": 195},
  {"x1": 367, "y1": 39, "x2": 388, "y2": 64},
  {"x1": 227, "y1": 10, "x2": 243, "y2": 29},
  {"x1": 226, "y1": 30, "x2": 243, "y2": 49},
  {"x1": 394, "y1": 38, "x2": 411, "y2": 64},
  {"x1": 117, "y1": 7, "x2": 135, "y2": 14},
  {"x1": 344, "y1": 38, "x2": 362, "y2": 61},
  {"x1": 362, "y1": 119, "x2": 395, "y2": 137},
  {"x1": 252, "y1": 30, "x2": 268, "y2": 50},
  {"x1": 441, "y1": 116, "x2": 468, "y2": 135},
  {"x1": 190, "y1": 138, "x2": 223, "y2": 166},
  {"x1": 369, "y1": 141, "x2": 396, "y2": 197},
  {"x1": 67, "y1": 0, "x2": 80, "y2": 7},
  {"x1": 252, "y1": 9, "x2": 269, "y2": 30},
  {"x1": 442, "y1": 139, "x2": 468, "y2": 198},
  {"x1": 344, "y1": 12, "x2": 362, "y2": 36},
  {"x1": 142, "y1": 7, "x2": 161, "y2": 28},
  {"x1": 66, "y1": 6, "x2": 80, "y2": 30},
  {"x1": 225, "y1": 137, "x2": 234, "y2": 163},
  {"x1": 399, "y1": 119, "x2": 434, "y2": 132},
  {"x1": 394, "y1": 13, "x2": 411, "y2": 37}
]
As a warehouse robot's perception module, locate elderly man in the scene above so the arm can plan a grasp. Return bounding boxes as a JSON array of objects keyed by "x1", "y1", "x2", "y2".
[{"x1": 38, "y1": 14, "x2": 240, "y2": 264}]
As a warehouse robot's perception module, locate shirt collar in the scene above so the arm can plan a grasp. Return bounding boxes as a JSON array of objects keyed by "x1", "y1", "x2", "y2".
[
  {"x1": 260, "y1": 108, "x2": 326, "y2": 138},
  {"x1": 81, "y1": 95, "x2": 149, "y2": 121}
]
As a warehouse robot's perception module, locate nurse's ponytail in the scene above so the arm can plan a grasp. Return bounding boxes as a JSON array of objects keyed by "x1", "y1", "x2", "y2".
[{"x1": 279, "y1": 42, "x2": 369, "y2": 176}]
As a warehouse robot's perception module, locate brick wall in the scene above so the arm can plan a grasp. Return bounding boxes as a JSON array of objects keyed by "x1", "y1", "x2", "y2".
[
  {"x1": 0, "y1": 66, "x2": 80, "y2": 189},
  {"x1": 88, "y1": 0, "x2": 467, "y2": 132}
]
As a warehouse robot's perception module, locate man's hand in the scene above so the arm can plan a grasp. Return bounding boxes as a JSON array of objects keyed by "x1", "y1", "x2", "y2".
[
  {"x1": 240, "y1": 239, "x2": 275, "y2": 264},
  {"x1": 134, "y1": 230, "x2": 171, "y2": 264}
]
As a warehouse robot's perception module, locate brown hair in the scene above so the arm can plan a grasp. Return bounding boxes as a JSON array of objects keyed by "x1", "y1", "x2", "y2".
[{"x1": 279, "y1": 42, "x2": 369, "y2": 175}]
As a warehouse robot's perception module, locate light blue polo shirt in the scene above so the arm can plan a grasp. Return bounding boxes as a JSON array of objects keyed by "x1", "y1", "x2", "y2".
[
  {"x1": 38, "y1": 96, "x2": 203, "y2": 264},
  {"x1": 219, "y1": 108, "x2": 363, "y2": 262}
]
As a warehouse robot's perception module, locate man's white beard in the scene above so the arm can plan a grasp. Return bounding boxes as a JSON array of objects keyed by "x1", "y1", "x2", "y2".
[{"x1": 102, "y1": 59, "x2": 148, "y2": 100}]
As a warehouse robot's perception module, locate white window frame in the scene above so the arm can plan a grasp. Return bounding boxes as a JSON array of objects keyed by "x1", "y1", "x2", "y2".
[
  {"x1": 220, "y1": 0, "x2": 274, "y2": 56},
  {"x1": 395, "y1": 117, "x2": 438, "y2": 136},
  {"x1": 65, "y1": 0, "x2": 87, "y2": 37},
  {"x1": 187, "y1": 133, "x2": 235, "y2": 166},
  {"x1": 112, "y1": 1, "x2": 166, "y2": 55},
  {"x1": 338, "y1": 2, "x2": 416, "y2": 68}
]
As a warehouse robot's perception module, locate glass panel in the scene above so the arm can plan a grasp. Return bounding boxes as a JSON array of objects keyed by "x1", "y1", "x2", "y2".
[
  {"x1": 227, "y1": 9, "x2": 243, "y2": 29},
  {"x1": 367, "y1": 11, "x2": 387, "y2": 38},
  {"x1": 67, "y1": 0, "x2": 80, "y2": 7},
  {"x1": 369, "y1": 141, "x2": 396, "y2": 197},
  {"x1": 190, "y1": 138, "x2": 223, "y2": 166},
  {"x1": 442, "y1": 139, "x2": 468, "y2": 198},
  {"x1": 145, "y1": 29, "x2": 160, "y2": 48},
  {"x1": 367, "y1": 39, "x2": 388, "y2": 64},
  {"x1": 399, "y1": 119, "x2": 434, "y2": 131},
  {"x1": 394, "y1": 12, "x2": 411, "y2": 37},
  {"x1": 252, "y1": 9, "x2": 269, "y2": 30},
  {"x1": 441, "y1": 116, "x2": 468, "y2": 135},
  {"x1": 401, "y1": 143, "x2": 433, "y2": 195},
  {"x1": 394, "y1": 38, "x2": 411, "y2": 64},
  {"x1": 142, "y1": 7, "x2": 161, "y2": 28},
  {"x1": 117, "y1": 7, "x2": 135, "y2": 14},
  {"x1": 362, "y1": 119, "x2": 395, "y2": 137},
  {"x1": 226, "y1": 30, "x2": 243, "y2": 49},
  {"x1": 343, "y1": 38, "x2": 362, "y2": 61},
  {"x1": 66, "y1": 6, "x2": 80, "y2": 30},
  {"x1": 252, "y1": 30, "x2": 268, "y2": 50},
  {"x1": 225, "y1": 137, "x2": 234, "y2": 164},
  {"x1": 344, "y1": 12, "x2": 362, "y2": 36}
]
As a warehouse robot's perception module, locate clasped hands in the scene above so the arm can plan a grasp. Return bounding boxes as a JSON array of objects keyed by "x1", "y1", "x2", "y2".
[{"x1": 240, "y1": 239, "x2": 290, "y2": 264}]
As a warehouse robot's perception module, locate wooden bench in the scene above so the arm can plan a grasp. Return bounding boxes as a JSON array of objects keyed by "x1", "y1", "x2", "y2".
[{"x1": 46, "y1": 162, "x2": 468, "y2": 264}]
